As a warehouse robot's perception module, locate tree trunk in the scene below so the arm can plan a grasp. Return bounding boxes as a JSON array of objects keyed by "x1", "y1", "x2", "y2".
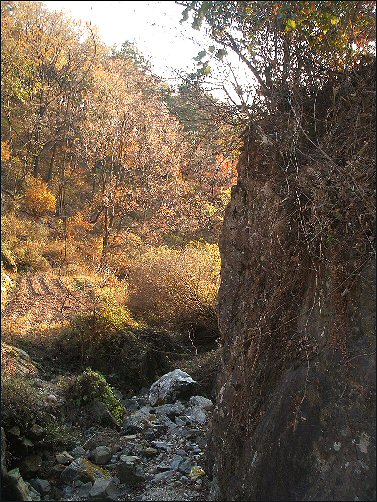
[{"x1": 46, "y1": 143, "x2": 57, "y2": 182}]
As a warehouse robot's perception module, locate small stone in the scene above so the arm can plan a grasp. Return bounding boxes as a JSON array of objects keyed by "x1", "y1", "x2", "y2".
[
  {"x1": 185, "y1": 407, "x2": 207, "y2": 425},
  {"x1": 154, "y1": 402, "x2": 186, "y2": 419},
  {"x1": 189, "y1": 396, "x2": 214, "y2": 411},
  {"x1": 152, "y1": 470, "x2": 175, "y2": 483},
  {"x1": 77, "y1": 481, "x2": 93, "y2": 498},
  {"x1": 29, "y1": 478, "x2": 51, "y2": 494},
  {"x1": 56, "y1": 451, "x2": 74, "y2": 465},
  {"x1": 71, "y1": 446, "x2": 87, "y2": 459},
  {"x1": 156, "y1": 463, "x2": 171, "y2": 472},
  {"x1": 175, "y1": 417, "x2": 187, "y2": 426},
  {"x1": 143, "y1": 447, "x2": 158, "y2": 458},
  {"x1": 89, "y1": 478, "x2": 119, "y2": 499},
  {"x1": 171, "y1": 455, "x2": 184, "y2": 470},
  {"x1": 91, "y1": 446, "x2": 112, "y2": 465},
  {"x1": 189, "y1": 466, "x2": 205, "y2": 479},
  {"x1": 151, "y1": 441, "x2": 171, "y2": 451},
  {"x1": 178, "y1": 459, "x2": 194, "y2": 475}
]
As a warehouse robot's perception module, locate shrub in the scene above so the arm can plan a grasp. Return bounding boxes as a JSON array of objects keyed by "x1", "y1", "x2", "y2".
[
  {"x1": 1, "y1": 376, "x2": 46, "y2": 431},
  {"x1": 70, "y1": 369, "x2": 124, "y2": 423},
  {"x1": 24, "y1": 177, "x2": 56, "y2": 216},
  {"x1": 54, "y1": 306, "x2": 174, "y2": 392},
  {"x1": 2, "y1": 213, "x2": 51, "y2": 271},
  {"x1": 126, "y1": 241, "x2": 221, "y2": 341}
]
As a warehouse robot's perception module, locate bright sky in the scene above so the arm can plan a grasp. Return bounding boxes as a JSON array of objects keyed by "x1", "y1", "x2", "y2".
[
  {"x1": 44, "y1": 1, "x2": 253, "y2": 104},
  {"x1": 44, "y1": 1, "x2": 211, "y2": 82}
]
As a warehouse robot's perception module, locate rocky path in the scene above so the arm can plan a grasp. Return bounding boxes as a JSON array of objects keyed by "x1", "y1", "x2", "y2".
[{"x1": 10, "y1": 371, "x2": 213, "y2": 501}]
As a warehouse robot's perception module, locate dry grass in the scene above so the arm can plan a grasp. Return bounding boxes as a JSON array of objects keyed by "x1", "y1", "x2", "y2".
[{"x1": 126, "y1": 241, "x2": 221, "y2": 339}]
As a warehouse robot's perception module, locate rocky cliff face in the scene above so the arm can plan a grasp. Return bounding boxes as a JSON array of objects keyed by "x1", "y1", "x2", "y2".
[{"x1": 208, "y1": 64, "x2": 376, "y2": 501}]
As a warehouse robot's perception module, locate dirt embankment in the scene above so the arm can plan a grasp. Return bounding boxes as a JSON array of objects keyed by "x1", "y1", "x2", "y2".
[{"x1": 208, "y1": 63, "x2": 376, "y2": 500}]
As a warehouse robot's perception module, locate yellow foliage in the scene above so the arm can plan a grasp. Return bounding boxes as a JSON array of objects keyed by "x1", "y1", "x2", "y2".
[
  {"x1": 126, "y1": 241, "x2": 221, "y2": 332},
  {"x1": 24, "y1": 177, "x2": 56, "y2": 216},
  {"x1": 1, "y1": 140, "x2": 11, "y2": 161}
]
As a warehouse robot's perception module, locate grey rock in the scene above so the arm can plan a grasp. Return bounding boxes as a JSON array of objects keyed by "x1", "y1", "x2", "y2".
[
  {"x1": 171, "y1": 455, "x2": 184, "y2": 470},
  {"x1": 156, "y1": 463, "x2": 171, "y2": 472},
  {"x1": 89, "y1": 478, "x2": 119, "y2": 499},
  {"x1": 152, "y1": 470, "x2": 175, "y2": 483},
  {"x1": 123, "y1": 409, "x2": 151, "y2": 434},
  {"x1": 112, "y1": 389, "x2": 123, "y2": 400},
  {"x1": 29, "y1": 478, "x2": 51, "y2": 494},
  {"x1": 149, "y1": 369, "x2": 197, "y2": 407},
  {"x1": 185, "y1": 406, "x2": 207, "y2": 425},
  {"x1": 117, "y1": 455, "x2": 145, "y2": 486},
  {"x1": 71, "y1": 446, "x2": 87, "y2": 459},
  {"x1": 178, "y1": 459, "x2": 194, "y2": 475},
  {"x1": 30, "y1": 424, "x2": 44, "y2": 438},
  {"x1": 91, "y1": 446, "x2": 112, "y2": 465},
  {"x1": 56, "y1": 451, "x2": 74, "y2": 465},
  {"x1": 154, "y1": 402, "x2": 186, "y2": 419},
  {"x1": 20, "y1": 438, "x2": 34, "y2": 448},
  {"x1": 143, "y1": 447, "x2": 159, "y2": 458},
  {"x1": 175, "y1": 417, "x2": 188, "y2": 426},
  {"x1": 123, "y1": 398, "x2": 140, "y2": 412},
  {"x1": 77, "y1": 481, "x2": 93, "y2": 498},
  {"x1": 6, "y1": 468, "x2": 41, "y2": 501},
  {"x1": 61, "y1": 457, "x2": 111, "y2": 483},
  {"x1": 151, "y1": 440, "x2": 171, "y2": 451},
  {"x1": 90, "y1": 400, "x2": 119, "y2": 427},
  {"x1": 189, "y1": 395, "x2": 214, "y2": 411}
]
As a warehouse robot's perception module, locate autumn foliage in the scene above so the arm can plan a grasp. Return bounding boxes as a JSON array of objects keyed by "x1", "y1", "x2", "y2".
[{"x1": 24, "y1": 177, "x2": 56, "y2": 216}]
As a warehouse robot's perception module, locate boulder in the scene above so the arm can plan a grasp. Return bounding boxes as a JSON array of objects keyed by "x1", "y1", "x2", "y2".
[
  {"x1": 91, "y1": 446, "x2": 112, "y2": 465},
  {"x1": 5, "y1": 468, "x2": 41, "y2": 501},
  {"x1": 61, "y1": 457, "x2": 111, "y2": 483},
  {"x1": 149, "y1": 369, "x2": 197, "y2": 407}
]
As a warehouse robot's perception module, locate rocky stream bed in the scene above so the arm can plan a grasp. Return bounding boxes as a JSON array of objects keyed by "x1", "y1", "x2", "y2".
[{"x1": 2, "y1": 369, "x2": 213, "y2": 501}]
